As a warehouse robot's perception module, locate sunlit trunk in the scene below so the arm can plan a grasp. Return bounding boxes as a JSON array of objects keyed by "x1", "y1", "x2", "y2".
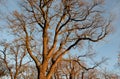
[
  {"x1": 39, "y1": 73, "x2": 47, "y2": 79},
  {"x1": 37, "y1": 66, "x2": 47, "y2": 79}
]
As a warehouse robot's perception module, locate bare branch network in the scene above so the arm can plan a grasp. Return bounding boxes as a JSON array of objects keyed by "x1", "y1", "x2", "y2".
[{"x1": 0, "y1": 0, "x2": 112, "y2": 79}]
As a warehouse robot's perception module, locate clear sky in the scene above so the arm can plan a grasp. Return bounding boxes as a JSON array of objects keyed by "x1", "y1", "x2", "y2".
[
  {"x1": 93, "y1": 0, "x2": 120, "y2": 73},
  {"x1": 0, "y1": 0, "x2": 120, "y2": 74}
]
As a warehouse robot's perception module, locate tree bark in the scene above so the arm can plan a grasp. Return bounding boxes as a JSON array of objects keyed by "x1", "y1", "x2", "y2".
[{"x1": 37, "y1": 66, "x2": 47, "y2": 79}]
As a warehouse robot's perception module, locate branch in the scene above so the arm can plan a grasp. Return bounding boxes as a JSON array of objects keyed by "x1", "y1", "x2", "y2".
[
  {"x1": 48, "y1": 14, "x2": 70, "y2": 58},
  {"x1": 59, "y1": 17, "x2": 94, "y2": 35},
  {"x1": 19, "y1": 49, "x2": 26, "y2": 68},
  {"x1": 57, "y1": 14, "x2": 71, "y2": 32},
  {"x1": 54, "y1": 31, "x2": 108, "y2": 62},
  {"x1": 71, "y1": 0, "x2": 102, "y2": 22},
  {"x1": 73, "y1": 59, "x2": 103, "y2": 71},
  {"x1": 27, "y1": 0, "x2": 44, "y2": 29},
  {"x1": 0, "y1": 47, "x2": 7, "y2": 56},
  {"x1": 0, "y1": 47, "x2": 13, "y2": 78},
  {"x1": 23, "y1": 25, "x2": 41, "y2": 67},
  {"x1": 73, "y1": 60, "x2": 92, "y2": 71},
  {"x1": 42, "y1": 0, "x2": 53, "y2": 8},
  {"x1": 77, "y1": 53, "x2": 95, "y2": 58}
]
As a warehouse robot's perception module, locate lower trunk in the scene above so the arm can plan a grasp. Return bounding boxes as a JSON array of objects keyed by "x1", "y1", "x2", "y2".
[
  {"x1": 37, "y1": 66, "x2": 47, "y2": 79},
  {"x1": 36, "y1": 63, "x2": 54, "y2": 79},
  {"x1": 38, "y1": 73, "x2": 47, "y2": 79}
]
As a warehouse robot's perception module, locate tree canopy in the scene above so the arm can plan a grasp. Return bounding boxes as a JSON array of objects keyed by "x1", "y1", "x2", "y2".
[{"x1": 0, "y1": 0, "x2": 115, "y2": 79}]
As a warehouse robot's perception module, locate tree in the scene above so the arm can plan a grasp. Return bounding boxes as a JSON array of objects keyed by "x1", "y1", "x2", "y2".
[
  {"x1": 101, "y1": 70, "x2": 120, "y2": 79},
  {"x1": 6, "y1": 0, "x2": 112, "y2": 79},
  {"x1": 0, "y1": 40, "x2": 31, "y2": 79},
  {"x1": 0, "y1": 60, "x2": 8, "y2": 77},
  {"x1": 53, "y1": 56, "x2": 85, "y2": 79},
  {"x1": 52, "y1": 53, "x2": 107, "y2": 79}
]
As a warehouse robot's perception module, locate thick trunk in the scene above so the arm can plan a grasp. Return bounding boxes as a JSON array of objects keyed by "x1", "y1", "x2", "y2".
[
  {"x1": 36, "y1": 59, "x2": 53, "y2": 79},
  {"x1": 37, "y1": 66, "x2": 47, "y2": 79},
  {"x1": 38, "y1": 73, "x2": 47, "y2": 79}
]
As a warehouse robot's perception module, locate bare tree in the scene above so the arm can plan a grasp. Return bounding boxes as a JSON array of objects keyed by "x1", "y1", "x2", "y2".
[
  {"x1": 0, "y1": 60, "x2": 8, "y2": 77},
  {"x1": 53, "y1": 54, "x2": 107, "y2": 79},
  {"x1": 6, "y1": 0, "x2": 112, "y2": 79},
  {"x1": 53, "y1": 57, "x2": 84, "y2": 79},
  {"x1": 0, "y1": 40, "x2": 31, "y2": 79},
  {"x1": 101, "y1": 70, "x2": 120, "y2": 79}
]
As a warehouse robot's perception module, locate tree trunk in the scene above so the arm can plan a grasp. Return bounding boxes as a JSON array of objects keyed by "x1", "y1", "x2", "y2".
[
  {"x1": 37, "y1": 66, "x2": 47, "y2": 79},
  {"x1": 39, "y1": 73, "x2": 47, "y2": 79},
  {"x1": 70, "y1": 73, "x2": 72, "y2": 79}
]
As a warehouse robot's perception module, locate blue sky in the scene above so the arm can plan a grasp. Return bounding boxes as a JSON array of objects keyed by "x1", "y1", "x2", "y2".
[
  {"x1": 0, "y1": 0, "x2": 120, "y2": 74},
  {"x1": 92, "y1": 0, "x2": 120, "y2": 73}
]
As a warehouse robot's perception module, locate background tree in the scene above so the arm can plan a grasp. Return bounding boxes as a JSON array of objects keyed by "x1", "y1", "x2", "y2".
[
  {"x1": 6, "y1": 0, "x2": 112, "y2": 79},
  {"x1": 0, "y1": 40, "x2": 31, "y2": 79},
  {"x1": 0, "y1": 59, "x2": 8, "y2": 77},
  {"x1": 52, "y1": 53, "x2": 107, "y2": 79}
]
